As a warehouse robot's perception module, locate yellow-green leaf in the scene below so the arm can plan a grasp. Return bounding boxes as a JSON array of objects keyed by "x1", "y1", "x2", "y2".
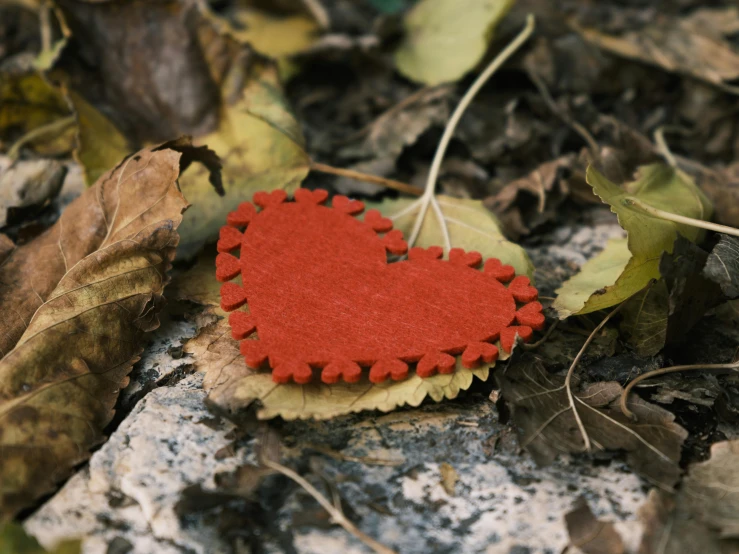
[
  {"x1": 213, "y1": 8, "x2": 320, "y2": 78},
  {"x1": 619, "y1": 279, "x2": 669, "y2": 356},
  {"x1": 553, "y1": 164, "x2": 712, "y2": 317},
  {"x1": 187, "y1": 316, "x2": 497, "y2": 421},
  {"x1": 175, "y1": 59, "x2": 309, "y2": 258},
  {"x1": 0, "y1": 523, "x2": 80, "y2": 554},
  {"x1": 0, "y1": 71, "x2": 74, "y2": 157},
  {"x1": 394, "y1": 0, "x2": 516, "y2": 85},
  {"x1": 370, "y1": 195, "x2": 534, "y2": 278}
]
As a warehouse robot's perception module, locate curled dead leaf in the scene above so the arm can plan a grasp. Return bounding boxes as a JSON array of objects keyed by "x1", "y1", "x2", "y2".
[
  {"x1": 577, "y1": 7, "x2": 739, "y2": 93},
  {"x1": 703, "y1": 235, "x2": 739, "y2": 299},
  {"x1": 52, "y1": 0, "x2": 309, "y2": 257},
  {"x1": 565, "y1": 497, "x2": 625, "y2": 554},
  {"x1": 497, "y1": 353, "x2": 688, "y2": 489},
  {"x1": 0, "y1": 138, "x2": 219, "y2": 359},
  {"x1": 638, "y1": 440, "x2": 739, "y2": 553},
  {"x1": 0, "y1": 140, "x2": 218, "y2": 521}
]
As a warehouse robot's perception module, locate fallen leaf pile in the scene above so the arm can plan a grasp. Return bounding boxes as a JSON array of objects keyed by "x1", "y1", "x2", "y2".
[
  {"x1": 3, "y1": 0, "x2": 739, "y2": 551},
  {"x1": 497, "y1": 353, "x2": 687, "y2": 488},
  {"x1": 0, "y1": 139, "x2": 219, "y2": 520}
]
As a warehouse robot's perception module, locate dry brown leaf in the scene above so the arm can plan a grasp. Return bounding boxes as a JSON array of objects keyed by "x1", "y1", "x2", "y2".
[
  {"x1": 638, "y1": 441, "x2": 739, "y2": 553},
  {"x1": 565, "y1": 497, "x2": 625, "y2": 554},
  {"x1": 484, "y1": 155, "x2": 574, "y2": 241},
  {"x1": 0, "y1": 138, "x2": 218, "y2": 359},
  {"x1": 0, "y1": 140, "x2": 218, "y2": 521},
  {"x1": 703, "y1": 235, "x2": 739, "y2": 299},
  {"x1": 682, "y1": 440, "x2": 739, "y2": 538},
  {"x1": 52, "y1": 0, "x2": 308, "y2": 257},
  {"x1": 578, "y1": 7, "x2": 739, "y2": 93},
  {"x1": 695, "y1": 162, "x2": 739, "y2": 228},
  {"x1": 439, "y1": 463, "x2": 458, "y2": 496},
  {"x1": 497, "y1": 353, "x2": 688, "y2": 489}
]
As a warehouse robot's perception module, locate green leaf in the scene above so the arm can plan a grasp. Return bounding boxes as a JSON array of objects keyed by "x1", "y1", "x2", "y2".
[
  {"x1": 619, "y1": 280, "x2": 669, "y2": 357},
  {"x1": 189, "y1": 316, "x2": 496, "y2": 421},
  {"x1": 370, "y1": 195, "x2": 534, "y2": 278},
  {"x1": 0, "y1": 523, "x2": 80, "y2": 554},
  {"x1": 394, "y1": 0, "x2": 516, "y2": 85},
  {"x1": 553, "y1": 164, "x2": 713, "y2": 317},
  {"x1": 0, "y1": 71, "x2": 74, "y2": 157}
]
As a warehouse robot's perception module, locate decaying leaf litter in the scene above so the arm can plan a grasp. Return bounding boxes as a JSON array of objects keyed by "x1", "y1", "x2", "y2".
[{"x1": 2, "y1": 0, "x2": 739, "y2": 552}]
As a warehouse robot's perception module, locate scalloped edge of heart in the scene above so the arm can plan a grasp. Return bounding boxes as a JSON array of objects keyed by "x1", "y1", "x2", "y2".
[{"x1": 214, "y1": 188, "x2": 544, "y2": 385}]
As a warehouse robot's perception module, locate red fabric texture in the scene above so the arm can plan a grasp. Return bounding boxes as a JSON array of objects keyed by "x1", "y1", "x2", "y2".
[{"x1": 217, "y1": 189, "x2": 543, "y2": 384}]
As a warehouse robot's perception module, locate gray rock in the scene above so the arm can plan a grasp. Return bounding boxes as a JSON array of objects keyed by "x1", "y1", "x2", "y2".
[{"x1": 26, "y1": 374, "x2": 241, "y2": 554}]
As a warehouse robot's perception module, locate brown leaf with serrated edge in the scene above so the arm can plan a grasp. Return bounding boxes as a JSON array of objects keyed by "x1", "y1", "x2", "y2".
[
  {"x1": 0, "y1": 137, "x2": 220, "y2": 359},
  {"x1": 565, "y1": 497, "x2": 624, "y2": 554},
  {"x1": 0, "y1": 140, "x2": 218, "y2": 521},
  {"x1": 703, "y1": 235, "x2": 739, "y2": 299},
  {"x1": 682, "y1": 440, "x2": 739, "y2": 538},
  {"x1": 484, "y1": 155, "x2": 574, "y2": 241},
  {"x1": 638, "y1": 440, "x2": 739, "y2": 553},
  {"x1": 496, "y1": 353, "x2": 687, "y2": 489}
]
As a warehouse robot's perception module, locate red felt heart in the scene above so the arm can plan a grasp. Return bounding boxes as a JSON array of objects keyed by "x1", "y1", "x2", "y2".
[{"x1": 217, "y1": 189, "x2": 543, "y2": 385}]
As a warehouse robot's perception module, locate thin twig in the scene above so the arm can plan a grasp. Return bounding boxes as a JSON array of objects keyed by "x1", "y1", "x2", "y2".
[
  {"x1": 339, "y1": 84, "x2": 451, "y2": 145},
  {"x1": 310, "y1": 161, "x2": 423, "y2": 196},
  {"x1": 622, "y1": 197, "x2": 739, "y2": 238},
  {"x1": 620, "y1": 361, "x2": 739, "y2": 420},
  {"x1": 39, "y1": 1, "x2": 52, "y2": 53},
  {"x1": 652, "y1": 126, "x2": 678, "y2": 168},
  {"x1": 564, "y1": 302, "x2": 627, "y2": 452},
  {"x1": 526, "y1": 68, "x2": 600, "y2": 161},
  {"x1": 406, "y1": 14, "x2": 537, "y2": 252},
  {"x1": 7, "y1": 115, "x2": 76, "y2": 159},
  {"x1": 307, "y1": 444, "x2": 405, "y2": 467},
  {"x1": 301, "y1": 0, "x2": 330, "y2": 29},
  {"x1": 262, "y1": 458, "x2": 397, "y2": 554},
  {"x1": 523, "y1": 320, "x2": 558, "y2": 350}
]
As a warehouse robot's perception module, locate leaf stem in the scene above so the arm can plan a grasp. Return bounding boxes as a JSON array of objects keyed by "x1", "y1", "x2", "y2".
[
  {"x1": 620, "y1": 360, "x2": 739, "y2": 420},
  {"x1": 565, "y1": 302, "x2": 627, "y2": 452},
  {"x1": 622, "y1": 197, "x2": 739, "y2": 238},
  {"x1": 406, "y1": 14, "x2": 536, "y2": 253},
  {"x1": 526, "y1": 68, "x2": 599, "y2": 161},
  {"x1": 523, "y1": 320, "x2": 558, "y2": 350},
  {"x1": 652, "y1": 126, "x2": 679, "y2": 168},
  {"x1": 7, "y1": 115, "x2": 76, "y2": 159},
  {"x1": 261, "y1": 457, "x2": 397, "y2": 554},
  {"x1": 309, "y1": 161, "x2": 423, "y2": 196}
]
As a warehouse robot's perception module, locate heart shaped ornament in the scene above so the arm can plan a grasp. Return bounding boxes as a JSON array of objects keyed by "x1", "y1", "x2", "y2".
[{"x1": 216, "y1": 189, "x2": 544, "y2": 385}]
